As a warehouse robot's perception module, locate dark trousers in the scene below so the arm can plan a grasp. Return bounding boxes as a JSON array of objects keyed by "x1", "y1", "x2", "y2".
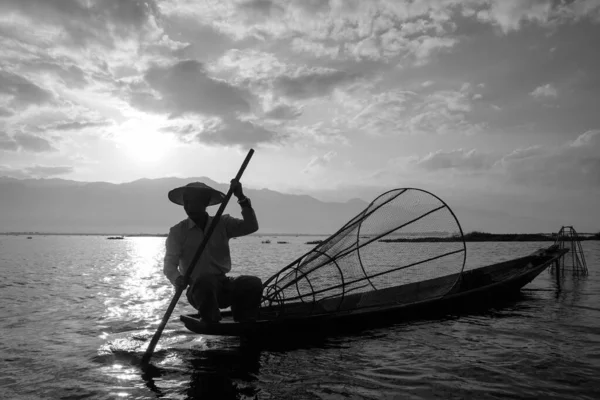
[{"x1": 186, "y1": 274, "x2": 263, "y2": 322}]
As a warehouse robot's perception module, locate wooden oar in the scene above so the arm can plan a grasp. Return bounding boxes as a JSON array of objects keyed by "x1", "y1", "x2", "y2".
[{"x1": 141, "y1": 148, "x2": 255, "y2": 365}]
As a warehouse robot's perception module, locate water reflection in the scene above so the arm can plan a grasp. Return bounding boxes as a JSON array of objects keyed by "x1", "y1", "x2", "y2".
[
  {"x1": 103, "y1": 237, "x2": 171, "y2": 326},
  {"x1": 137, "y1": 340, "x2": 262, "y2": 400},
  {"x1": 549, "y1": 267, "x2": 590, "y2": 302},
  {"x1": 187, "y1": 346, "x2": 262, "y2": 399}
]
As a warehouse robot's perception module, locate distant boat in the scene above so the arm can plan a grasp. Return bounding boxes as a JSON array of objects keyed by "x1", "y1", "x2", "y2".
[
  {"x1": 27, "y1": 236, "x2": 32, "y2": 239},
  {"x1": 261, "y1": 240, "x2": 271, "y2": 244},
  {"x1": 107, "y1": 236, "x2": 124, "y2": 240}
]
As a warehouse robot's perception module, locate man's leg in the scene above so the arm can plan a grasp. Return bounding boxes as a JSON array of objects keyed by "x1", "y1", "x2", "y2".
[
  {"x1": 230, "y1": 275, "x2": 263, "y2": 322},
  {"x1": 186, "y1": 275, "x2": 226, "y2": 322}
]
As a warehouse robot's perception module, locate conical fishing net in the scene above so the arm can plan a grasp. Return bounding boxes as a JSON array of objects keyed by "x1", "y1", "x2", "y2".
[
  {"x1": 551, "y1": 226, "x2": 588, "y2": 275},
  {"x1": 261, "y1": 188, "x2": 466, "y2": 317}
]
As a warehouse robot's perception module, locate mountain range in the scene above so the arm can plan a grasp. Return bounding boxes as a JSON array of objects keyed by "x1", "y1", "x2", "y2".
[{"x1": 0, "y1": 177, "x2": 369, "y2": 235}]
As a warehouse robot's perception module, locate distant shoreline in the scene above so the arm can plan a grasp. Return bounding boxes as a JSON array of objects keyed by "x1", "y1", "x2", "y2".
[
  {"x1": 381, "y1": 232, "x2": 599, "y2": 243},
  {"x1": 0, "y1": 232, "x2": 329, "y2": 237},
  {"x1": 2, "y1": 231, "x2": 597, "y2": 241}
]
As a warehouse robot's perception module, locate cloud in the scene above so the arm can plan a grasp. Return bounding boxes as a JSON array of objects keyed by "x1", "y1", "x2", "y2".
[
  {"x1": 297, "y1": 27, "x2": 459, "y2": 64},
  {"x1": 273, "y1": 67, "x2": 361, "y2": 100},
  {"x1": 165, "y1": 16, "x2": 234, "y2": 61},
  {"x1": 0, "y1": 107, "x2": 14, "y2": 117},
  {"x1": 213, "y1": 49, "x2": 289, "y2": 83},
  {"x1": 557, "y1": 0, "x2": 600, "y2": 23},
  {"x1": 413, "y1": 148, "x2": 498, "y2": 172},
  {"x1": 499, "y1": 145, "x2": 546, "y2": 162},
  {"x1": 0, "y1": 165, "x2": 29, "y2": 179},
  {"x1": 571, "y1": 129, "x2": 600, "y2": 147},
  {"x1": 347, "y1": 90, "x2": 415, "y2": 134},
  {"x1": 499, "y1": 130, "x2": 600, "y2": 188},
  {"x1": 213, "y1": 50, "x2": 364, "y2": 106},
  {"x1": 0, "y1": 71, "x2": 54, "y2": 109},
  {"x1": 375, "y1": 130, "x2": 600, "y2": 196},
  {"x1": 291, "y1": 37, "x2": 340, "y2": 59},
  {"x1": 166, "y1": 0, "x2": 461, "y2": 65},
  {"x1": 129, "y1": 60, "x2": 253, "y2": 117},
  {"x1": 264, "y1": 104, "x2": 302, "y2": 120},
  {"x1": 403, "y1": 130, "x2": 600, "y2": 189},
  {"x1": 162, "y1": 116, "x2": 280, "y2": 148},
  {"x1": 285, "y1": 123, "x2": 350, "y2": 146},
  {"x1": 476, "y1": 0, "x2": 554, "y2": 33},
  {"x1": 21, "y1": 61, "x2": 89, "y2": 88},
  {"x1": 14, "y1": 133, "x2": 58, "y2": 153},
  {"x1": 49, "y1": 120, "x2": 112, "y2": 131},
  {"x1": 202, "y1": 117, "x2": 280, "y2": 148},
  {"x1": 475, "y1": 0, "x2": 600, "y2": 34},
  {"x1": 162, "y1": 0, "x2": 600, "y2": 55},
  {"x1": 530, "y1": 83, "x2": 558, "y2": 99},
  {"x1": 304, "y1": 150, "x2": 338, "y2": 173},
  {"x1": 410, "y1": 36, "x2": 458, "y2": 64},
  {"x1": 0, "y1": 132, "x2": 18, "y2": 151},
  {"x1": 238, "y1": 0, "x2": 285, "y2": 18},
  {"x1": 0, "y1": 164, "x2": 74, "y2": 179},
  {"x1": 0, "y1": 0, "x2": 159, "y2": 48},
  {"x1": 347, "y1": 87, "x2": 483, "y2": 136},
  {"x1": 1, "y1": 132, "x2": 57, "y2": 153}
]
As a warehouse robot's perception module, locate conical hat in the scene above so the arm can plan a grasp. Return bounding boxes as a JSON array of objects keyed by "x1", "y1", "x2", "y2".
[{"x1": 168, "y1": 182, "x2": 225, "y2": 206}]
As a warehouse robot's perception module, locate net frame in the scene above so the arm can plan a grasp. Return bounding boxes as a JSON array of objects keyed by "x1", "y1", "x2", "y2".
[
  {"x1": 551, "y1": 225, "x2": 588, "y2": 275},
  {"x1": 260, "y1": 188, "x2": 467, "y2": 317}
]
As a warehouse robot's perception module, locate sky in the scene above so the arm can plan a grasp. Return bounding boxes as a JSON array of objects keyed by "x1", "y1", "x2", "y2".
[{"x1": 0, "y1": 0, "x2": 599, "y2": 232}]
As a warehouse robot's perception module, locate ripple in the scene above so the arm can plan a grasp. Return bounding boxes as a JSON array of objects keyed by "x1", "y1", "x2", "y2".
[{"x1": 2, "y1": 237, "x2": 600, "y2": 399}]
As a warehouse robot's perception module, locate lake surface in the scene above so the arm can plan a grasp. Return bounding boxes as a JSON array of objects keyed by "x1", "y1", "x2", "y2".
[{"x1": 1, "y1": 235, "x2": 599, "y2": 399}]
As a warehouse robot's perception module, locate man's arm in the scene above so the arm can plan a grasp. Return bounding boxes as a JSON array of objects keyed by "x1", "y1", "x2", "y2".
[
  {"x1": 225, "y1": 179, "x2": 259, "y2": 238},
  {"x1": 163, "y1": 226, "x2": 183, "y2": 284},
  {"x1": 224, "y1": 205, "x2": 259, "y2": 238}
]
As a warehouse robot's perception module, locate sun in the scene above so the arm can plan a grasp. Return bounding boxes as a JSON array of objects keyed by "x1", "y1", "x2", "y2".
[
  {"x1": 125, "y1": 132, "x2": 169, "y2": 163},
  {"x1": 117, "y1": 118, "x2": 175, "y2": 164}
]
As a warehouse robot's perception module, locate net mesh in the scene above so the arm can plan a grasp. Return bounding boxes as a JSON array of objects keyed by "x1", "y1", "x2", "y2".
[
  {"x1": 552, "y1": 226, "x2": 588, "y2": 275},
  {"x1": 261, "y1": 188, "x2": 466, "y2": 316}
]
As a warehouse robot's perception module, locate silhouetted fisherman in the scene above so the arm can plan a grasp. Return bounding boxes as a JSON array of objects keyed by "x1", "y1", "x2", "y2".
[{"x1": 163, "y1": 180, "x2": 262, "y2": 323}]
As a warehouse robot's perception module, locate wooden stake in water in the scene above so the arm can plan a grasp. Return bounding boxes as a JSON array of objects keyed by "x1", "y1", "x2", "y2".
[{"x1": 141, "y1": 149, "x2": 255, "y2": 365}]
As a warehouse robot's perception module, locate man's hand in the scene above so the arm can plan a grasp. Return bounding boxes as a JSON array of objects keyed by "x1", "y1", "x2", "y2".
[
  {"x1": 230, "y1": 179, "x2": 245, "y2": 200},
  {"x1": 173, "y1": 276, "x2": 187, "y2": 290}
]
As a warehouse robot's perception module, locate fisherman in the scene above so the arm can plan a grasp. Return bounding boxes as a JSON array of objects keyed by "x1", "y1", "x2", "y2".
[{"x1": 163, "y1": 180, "x2": 262, "y2": 323}]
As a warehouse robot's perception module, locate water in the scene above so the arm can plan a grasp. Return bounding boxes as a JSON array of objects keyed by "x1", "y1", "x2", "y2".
[{"x1": 1, "y1": 235, "x2": 599, "y2": 399}]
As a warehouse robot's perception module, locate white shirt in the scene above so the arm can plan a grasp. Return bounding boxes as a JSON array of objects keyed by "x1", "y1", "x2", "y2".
[{"x1": 163, "y1": 208, "x2": 258, "y2": 283}]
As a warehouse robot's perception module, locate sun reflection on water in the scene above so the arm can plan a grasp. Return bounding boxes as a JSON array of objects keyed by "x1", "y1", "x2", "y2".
[{"x1": 103, "y1": 237, "x2": 171, "y2": 326}]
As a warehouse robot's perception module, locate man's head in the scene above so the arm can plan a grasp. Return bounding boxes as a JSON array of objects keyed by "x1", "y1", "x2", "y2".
[
  {"x1": 167, "y1": 182, "x2": 225, "y2": 218},
  {"x1": 183, "y1": 190, "x2": 211, "y2": 219}
]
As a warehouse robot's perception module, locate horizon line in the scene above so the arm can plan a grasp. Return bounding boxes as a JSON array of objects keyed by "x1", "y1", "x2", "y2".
[{"x1": 3, "y1": 231, "x2": 596, "y2": 236}]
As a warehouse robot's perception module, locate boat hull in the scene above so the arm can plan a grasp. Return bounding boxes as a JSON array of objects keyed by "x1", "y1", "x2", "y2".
[{"x1": 180, "y1": 245, "x2": 567, "y2": 338}]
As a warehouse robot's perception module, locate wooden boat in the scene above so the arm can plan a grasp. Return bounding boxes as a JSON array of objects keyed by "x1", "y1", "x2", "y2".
[{"x1": 180, "y1": 244, "x2": 567, "y2": 338}]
